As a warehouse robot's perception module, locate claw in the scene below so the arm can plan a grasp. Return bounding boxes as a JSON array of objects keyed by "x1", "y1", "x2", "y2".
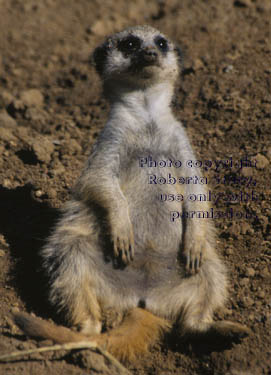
[
  {"x1": 111, "y1": 218, "x2": 134, "y2": 264},
  {"x1": 113, "y1": 238, "x2": 119, "y2": 257},
  {"x1": 129, "y1": 244, "x2": 134, "y2": 261},
  {"x1": 121, "y1": 249, "x2": 127, "y2": 264},
  {"x1": 195, "y1": 257, "x2": 200, "y2": 272},
  {"x1": 185, "y1": 252, "x2": 190, "y2": 271}
]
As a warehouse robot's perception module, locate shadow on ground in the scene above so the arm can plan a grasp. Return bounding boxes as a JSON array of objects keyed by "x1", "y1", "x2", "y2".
[{"x1": 0, "y1": 184, "x2": 59, "y2": 318}]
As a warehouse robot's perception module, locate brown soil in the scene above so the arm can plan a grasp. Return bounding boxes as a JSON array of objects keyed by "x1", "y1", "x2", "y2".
[{"x1": 0, "y1": 0, "x2": 271, "y2": 374}]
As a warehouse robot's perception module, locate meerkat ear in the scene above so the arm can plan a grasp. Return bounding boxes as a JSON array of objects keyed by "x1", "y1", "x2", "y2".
[{"x1": 91, "y1": 42, "x2": 109, "y2": 76}]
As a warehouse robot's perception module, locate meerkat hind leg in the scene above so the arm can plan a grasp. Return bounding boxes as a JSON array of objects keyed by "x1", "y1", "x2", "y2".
[
  {"x1": 181, "y1": 319, "x2": 251, "y2": 343},
  {"x1": 42, "y1": 206, "x2": 104, "y2": 336},
  {"x1": 174, "y1": 259, "x2": 250, "y2": 342}
]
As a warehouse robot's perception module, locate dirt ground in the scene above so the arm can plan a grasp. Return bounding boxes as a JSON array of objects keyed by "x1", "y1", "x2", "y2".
[{"x1": 0, "y1": 0, "x2": 271, "y2": 374}]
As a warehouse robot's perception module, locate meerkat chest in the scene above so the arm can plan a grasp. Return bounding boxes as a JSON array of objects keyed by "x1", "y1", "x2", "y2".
[{"x1": 125, "y1": 120, "x2": 175, "y2": 156}]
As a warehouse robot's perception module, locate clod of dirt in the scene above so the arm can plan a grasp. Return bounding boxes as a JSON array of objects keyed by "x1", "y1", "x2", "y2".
[
  {"x1": 239, "y1": 222, "x2": 254, "y2": 235},
  {"x1": 0, "y1": 110, "x2": 17, "y2": 128},
  {"x1": 253, "y1": 154, "x2": 269, "y2": 169},
  {"x1": 50, "y1": 161, "x2": 66, "y2": 176},
  {"x1": 31, "y1": 136, "x2": 54, "y2": 164},
  {"x1": 20, "y1": 89, "x2": 44, "y2": 108},
  {"x1": 68, "y1": 139, "x2": 82, "y2": 154},
  {"x1": 0, "y1": 91, "x2": 15, "y2": 108},
  {"x1": 0, "y1": 127, "x2": 16, "y2": 142},
  {"x1": 24, "y1": 107, "x2": 49, "y2": 128},
  {"x1": 239, "y1": 296, "x2": 254, "y2": 308},
  {"x1": 16, "y1": 134, "x2": 55, "y2": 164},
  {"x1": 260, "y1": 267, "x2": 269, "y2": 279}
]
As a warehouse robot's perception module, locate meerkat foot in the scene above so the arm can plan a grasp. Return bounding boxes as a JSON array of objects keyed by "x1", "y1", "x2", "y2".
[
  {"x1": 113, "y1": 231, "x2": 134, "y2": 264},
  {"x1": 209, "y1": 320, "x2": 251, "y2": 339},
  {"x1": 77, "y1": 317, "x2": 102, "y2": 335},
  {"x1": 181, "y1": 320, "x2": 250, "y2": 344}
]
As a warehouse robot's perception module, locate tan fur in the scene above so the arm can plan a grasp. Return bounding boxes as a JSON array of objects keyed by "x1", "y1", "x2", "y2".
[
  {"x1": 13, "y1": 308, "x2": 170, "y2": 363},
  {"x1": 95, "y1": 308, "x2": 171, "y2": 362},
  {"x1": 13, "y1": 312, "x2": 87, "y2": 344},
  {"x1": 13, "y1": 25, "x2": 250, "y2": 363}
]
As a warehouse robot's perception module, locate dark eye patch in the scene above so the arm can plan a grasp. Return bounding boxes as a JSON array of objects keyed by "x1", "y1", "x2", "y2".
[
  {"x1": 117, "y1": 36, "x2": 141, "y2": 55},
  {"x1": 154, "y1": 36, "x2": 168, "y2": 52}
]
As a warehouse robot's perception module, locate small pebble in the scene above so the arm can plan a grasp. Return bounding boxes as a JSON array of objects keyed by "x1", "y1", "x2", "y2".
[
  {"x1": 35, "y1": 190, "x2": 43, "y2": 198},
  {"x1": 240, "y1": 277, "x2": 249, "y2": 286},
  {"x1": 257, "y1": 291, "x2": 265, "y2": 299},
  {"x1": 2, "y1": 179, "x2": 12, "y2": 188},
  {"x1": 225, "y1": 247, "x2": 234, "y2": 256},
  {"x1": 241, "y1": 167, "x2": 253, "y2": 177},
  {"x1": 248, "y1": 313, "x2": 255, "y2": 321},
  {"x1": 245, "y1": 267, "x2": 255, "y2": 277},
  {"x1": 260, "y1": 267, "x2": 269, "y2": 278},
  {"x1": 241, "y1": 296, "x2": 254, "y2": 307},
  {"x1": 11, "y1": 306, "x2": 20, "y2": 313},
  {"x1": 223, "y1": 64, "x2": 234, "y2": 73}
]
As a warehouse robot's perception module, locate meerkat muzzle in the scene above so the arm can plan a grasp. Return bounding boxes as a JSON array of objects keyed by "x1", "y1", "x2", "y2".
[{"x1": 141, "y1": 48, "x2": 158, "y2": 63}]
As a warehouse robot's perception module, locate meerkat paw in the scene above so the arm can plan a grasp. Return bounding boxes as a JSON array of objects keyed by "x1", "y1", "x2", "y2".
[
  {"x1": 183, "y1": 234, "x2": 205, "y2": 275},
  {"x1": 110, "y1": 212, "x2": 134, "y2": 264}
]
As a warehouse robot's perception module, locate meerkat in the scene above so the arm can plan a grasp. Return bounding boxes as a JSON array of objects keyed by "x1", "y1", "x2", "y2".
[{"x1": 13, "y1": 25, "x2": 250, "y2": 363}]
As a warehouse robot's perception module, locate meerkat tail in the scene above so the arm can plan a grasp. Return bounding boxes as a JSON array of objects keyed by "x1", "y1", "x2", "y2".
[
  {"x1": 95, "y1": 308, "x2": 171, "y2": 363},
  {"x1": 12, "y1": 312, "x2": 87, "y2": 344}
]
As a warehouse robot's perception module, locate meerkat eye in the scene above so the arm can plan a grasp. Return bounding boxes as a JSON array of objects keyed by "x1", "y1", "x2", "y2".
[
  {"x1": 117, "y1": 36, "x2": 141, "y2": 54},
  {"x1": 154, "y1": 36, "x2": 168, "y2": 52}
]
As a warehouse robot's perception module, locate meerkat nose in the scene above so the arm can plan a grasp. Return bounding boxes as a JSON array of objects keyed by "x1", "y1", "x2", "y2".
[{"x1": 142, "y1": 48, "x2": 158, "y2": 63}]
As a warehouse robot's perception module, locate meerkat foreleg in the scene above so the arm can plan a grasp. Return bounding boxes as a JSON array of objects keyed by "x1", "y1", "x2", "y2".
[
  {"x1": 175, "y1": 183, "x2": 209, "y2": 274},
  {"x1": 75, "y1": 170, "x2": 134, "y2": 264},
  {"x1": 108, "y1": 193, "x2": 135, "y2": 264},
  {"x1": 184, "y1": 196, "x2": 216, "y2": 275},
  {"x1": 183, "y1": 216, "x2": 206, "y2": 274}
]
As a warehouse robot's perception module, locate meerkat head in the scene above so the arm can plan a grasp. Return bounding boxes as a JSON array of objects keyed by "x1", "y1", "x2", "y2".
[{"x1": 92, "y1": 25, "x2": 182, "y2": 92}]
